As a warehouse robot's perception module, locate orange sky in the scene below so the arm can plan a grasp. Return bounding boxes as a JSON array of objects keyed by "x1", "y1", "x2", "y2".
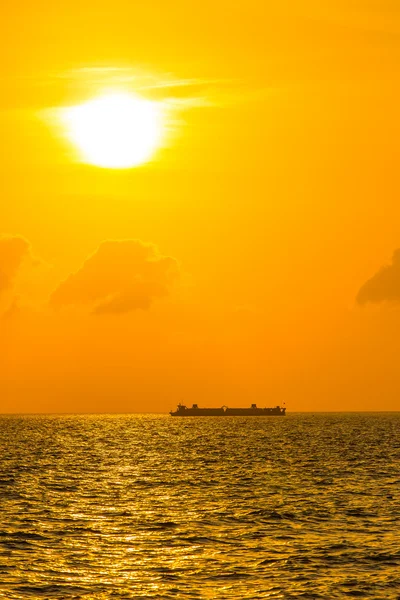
[{"x1": 1, "y1": 1, "x2": 400, "y2": 412}]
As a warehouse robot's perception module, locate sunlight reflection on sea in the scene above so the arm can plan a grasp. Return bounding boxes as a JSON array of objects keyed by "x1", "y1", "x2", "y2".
[{"x1": 0, "y1": 412, "x2": 399, "y2": 599}]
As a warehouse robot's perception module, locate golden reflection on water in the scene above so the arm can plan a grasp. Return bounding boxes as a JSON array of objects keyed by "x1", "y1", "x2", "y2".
[{"x1": 0, "y1": 413, "x2": 399, "y2": 599}]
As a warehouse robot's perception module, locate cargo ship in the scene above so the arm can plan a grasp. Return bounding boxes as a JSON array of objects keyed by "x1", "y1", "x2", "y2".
[{"x1": 170, "y1": 403, "x2": 286, "y2": 416}]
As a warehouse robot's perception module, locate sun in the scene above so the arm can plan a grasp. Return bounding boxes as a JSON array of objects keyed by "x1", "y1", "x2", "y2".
[{"x1": 61, "y1": 92, "x2": 163, "y2": 168}]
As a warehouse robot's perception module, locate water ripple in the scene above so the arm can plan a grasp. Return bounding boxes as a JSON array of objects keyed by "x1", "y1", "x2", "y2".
[{"x1": 0, "y1": 412, "x2": 399, "y2": 598}]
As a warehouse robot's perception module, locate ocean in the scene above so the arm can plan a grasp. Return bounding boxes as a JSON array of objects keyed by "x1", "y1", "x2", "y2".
[{"x1": 0, "y1": 412, "x2": 399, "y2": 599}]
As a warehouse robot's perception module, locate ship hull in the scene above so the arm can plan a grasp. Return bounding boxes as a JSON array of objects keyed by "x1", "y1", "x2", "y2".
[
  {"x1": 170, "y1": 409, "x2": 225, "y2": 416},
  {"x1": 170, "y1": 405, "x2": 286, "y2": 416}
]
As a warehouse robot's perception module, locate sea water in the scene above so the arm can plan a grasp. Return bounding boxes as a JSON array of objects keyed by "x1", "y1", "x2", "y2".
[{"x1": 0, "y1": 412, "x2": 399, "y2": 599}]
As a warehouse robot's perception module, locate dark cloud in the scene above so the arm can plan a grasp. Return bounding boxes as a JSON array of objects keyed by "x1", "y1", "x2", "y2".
[
  {"x1": 50, "y1": 239, "x2": 179, "y2": 315},
  {"x1": 357, "y1": 249, "x2": 400, "y2": 305},
  {"x1": 0, "y1": 235, "x2": 31, "y2": 294}
]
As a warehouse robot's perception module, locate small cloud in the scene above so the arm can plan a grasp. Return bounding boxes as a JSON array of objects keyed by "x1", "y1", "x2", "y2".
[
  {"x1": 0, "y1": 235, "x2": 31, "y2": 294},
  {"x1": 50, "y1": 239, "x2": 179, "y2": 315},
  {"x1": 48, "y1": 66, "x2": 241, "y2": 110},
  {"x1": 357, "y1": 249, "x2": 400, "y2": 305},
  {"x1": 2, "y1": 296, "x2": 21, "y2": 320}
]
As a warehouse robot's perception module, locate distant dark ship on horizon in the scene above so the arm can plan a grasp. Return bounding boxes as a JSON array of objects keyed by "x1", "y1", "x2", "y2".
[{"x1": 170, "y1": 403, "x2": 286, "y2": 416}]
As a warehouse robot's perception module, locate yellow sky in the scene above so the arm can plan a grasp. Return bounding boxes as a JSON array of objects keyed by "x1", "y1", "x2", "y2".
[{"x1": 1, "y1": 1, "x2": 400, "y2": 412}]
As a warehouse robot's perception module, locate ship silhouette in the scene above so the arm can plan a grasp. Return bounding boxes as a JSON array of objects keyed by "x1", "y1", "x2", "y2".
[{"x1": 170, "y1": 403, "x2": 286, "y2": 416}]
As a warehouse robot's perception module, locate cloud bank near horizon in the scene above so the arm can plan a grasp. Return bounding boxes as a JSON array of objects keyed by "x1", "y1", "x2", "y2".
[
  {"x1": 50, "y1": 239, "x2": 179, "y2": 315},
  {"x1": 357, "y1": 249, "x2": 400, "y2": 305}
]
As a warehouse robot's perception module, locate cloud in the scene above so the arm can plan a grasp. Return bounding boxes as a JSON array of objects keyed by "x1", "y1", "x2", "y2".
[
  {"x1": 50, "y1": 239, "x2": 179, "y2": 315},
  {"x1": 357, "y1": 249, "x2": 400, "y2": 305},
  {"x1": 58, "y1": 66, "x2": 230, "y2": 97},
  {"x1": 0, "y1": 235, "x2": 31, "y2": 294},
  {"x1": 1, "y1": 296, "x2": 20, "y2": 320}
]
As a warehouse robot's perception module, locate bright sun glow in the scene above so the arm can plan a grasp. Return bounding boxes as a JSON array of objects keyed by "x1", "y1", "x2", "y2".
[{"x1": 62, "y1": 92, "x2": 163, "y2": 168}]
